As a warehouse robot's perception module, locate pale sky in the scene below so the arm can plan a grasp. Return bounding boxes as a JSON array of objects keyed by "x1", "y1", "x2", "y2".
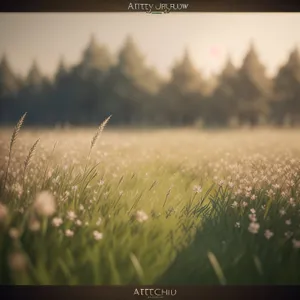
[{"x1": 0, "y1": 13, "x2": 300, "y2": 79}]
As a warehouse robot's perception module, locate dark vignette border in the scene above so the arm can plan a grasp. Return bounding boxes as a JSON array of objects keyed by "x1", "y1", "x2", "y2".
[
  {"x1": 1, "y1": 0, "x2": 300, "y2": 12},
  {"x1": 1, "y1": 286, "x2": 300, "y2": 300}
]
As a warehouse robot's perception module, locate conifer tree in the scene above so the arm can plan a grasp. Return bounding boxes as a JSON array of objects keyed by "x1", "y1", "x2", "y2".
[
  {"x1": 235, "y1": 41, "x2": 272, "y2": 126},
  {"x1": 0, "y1": 54, "x2": 19, "y2": 97},
  {"x1": 158, "y1": 48, "x2": 206, "y2": 125},
  {"x1": 272, "y1": 47, "x2": 300, "y2": 126},
  {"x1": 208, "y1": 55, "x2": 238, "y2": 127},
  {"x1": 0, "y1": 54, "x2": 21, "y2": 123},
  {"x1": 102, "y1": 35, "x2": 162, "y2": 124}
]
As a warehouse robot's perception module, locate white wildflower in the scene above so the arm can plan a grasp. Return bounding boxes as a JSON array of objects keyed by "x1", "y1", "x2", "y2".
[
  {"x1": 52, "y1": 217, "x2": 63, "y2": 227},
  {"x1": 218, "y1": 180, "x2": 225, "y2": 187},
  {"x1": 264, "y1": 230, "x2": 274, "y2": 240},
  {"x1": 72, "y1": 185, "x2": 78, "y2": 191},
  {"x1": 9, "y1": 228, "x2": 20, "y2": 239},
  {"x1": 248, "y1": 222, "x2": 260, "y2": 234},
  {"x1": 65, "y1": 229, "x2": 74, "y2": 237},
  {"x1": 279, "y1": 209, "x2": 286, "y2": 216},
  {"x1": 75, "y1": 219, "x2": 82, "y2": 226},
  {"x1": 228, "y1": 182, "x2": 234, "y2": 188},
  {"x1": 193, "y1": 185, "x2": 202, "y2": 193},
  {"x1": 246, "y1": 186, "x2": 252, "y2": 192},
  {"x1": 267, "y1": 189, "x2": 275, "y2": 197},
  {"x1": 96, "y1": 217, "x2": 102, "y2": 226},
  {"x1": 242, "y1": 201, "x2": 248, "y2": 207},
  {"x1": 67, "y1": 211, "x2": 77, "y2": 221},
  {"x1": 231, "y1": 201, "x2": 238, "y2": 208},
  {"x1": 292, "y1": 239, "x2": 300, "y2": 249},
  {"x1": 34, "y1": 191, "x2": 56, "y2": 217},
  {"x1": 28, "y1": 218, "x2": 41, "y2": 232},
  {"x1": 285, "y1": 219, "x2": 292, "y2": 225},
  {"x1": 249, "y1": 214, "x2": 257, "y2": 222},
  {"x1": 288, "y1": 198, "x2": 296, "y2": 207},
  {"x1": 235, "y1": 189, "x2": 242, "y2": 196},
  {"x1": 93, "y1": 230, "x2": 103, "y2": 240},
  {"x1": 135, "y1": 210, "x2": 149, "y2": 223}
]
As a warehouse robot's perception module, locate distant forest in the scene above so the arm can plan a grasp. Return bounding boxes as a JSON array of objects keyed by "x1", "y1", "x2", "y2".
[{"x1": 1, "y1": 34, "x2": 300, "y2": 127}]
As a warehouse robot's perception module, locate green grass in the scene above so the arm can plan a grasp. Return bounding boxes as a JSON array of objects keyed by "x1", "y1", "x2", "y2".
[{"x1": 0, "y1": 115, "x2": 300, "y2": 285}]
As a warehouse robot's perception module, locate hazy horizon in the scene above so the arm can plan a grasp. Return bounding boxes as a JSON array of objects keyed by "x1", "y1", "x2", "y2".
[{"x1": 1, "y1": 13, "x2": 300, "y2": 79}]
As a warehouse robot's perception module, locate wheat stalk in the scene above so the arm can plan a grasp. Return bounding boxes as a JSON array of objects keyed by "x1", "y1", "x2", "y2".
[
  {"x1": 88, "y1": 115, "x2": 112, "y2": 159},
  {"x1": 2, "y1": 112, "x2": 27, "y2": 192},
  {"x1": 42, "y1": 141, "x2": 57, "y2": 187},
  {"x1": 23, "y1": 138, "x2": 40, "y2": 186},
  {"x1": 9, "y1": 112, "x2": 27, "y2": 154}
]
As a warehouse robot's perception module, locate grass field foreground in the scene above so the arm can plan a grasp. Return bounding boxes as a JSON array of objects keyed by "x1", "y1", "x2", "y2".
[{"x1": 0, "y1": 115, "x2": 300, "y2": 284}]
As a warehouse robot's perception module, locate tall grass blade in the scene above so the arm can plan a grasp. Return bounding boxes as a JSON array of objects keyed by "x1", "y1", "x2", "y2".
[
  {"x1": 23, "y1": 138, "x2": 40, "y2": 186},
  {"x1": 207, "y1": 251, "x2": 227, "y2": 285},
  {"x1": 3, "y1": 112, "x2": 27, "y2": 192},
  {"x1": 130, "y1": 253, "x2": 144, "y2": 283}
]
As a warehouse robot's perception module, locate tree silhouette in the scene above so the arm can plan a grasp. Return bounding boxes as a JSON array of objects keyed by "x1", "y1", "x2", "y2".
[
  {"x1": 272, "y1": 47, "x2": 300, "y2": 126},
  {"x1": 235, "y1": 41, "x2": 272, "y2": 126},
  {"x1": 101, "y1": 35, "x2": 162, "y2": 124},
  {"x1": 17, "y1": 60, "x2": 53, "y2": 124},
  {"x1": 55, "y1": 56, "x2": 68, "y2": 84},
  {"x1": 0, "y1": 54, "x2": 20, "y2": 97},
  {"x1": 207, "y1": 55, "x2": 238, "y2": 127},
  {"x1": 0, "y1": 54, "x2": 21, "y2": 122},
  {"x1": 158, "y1": 48, "x2": 207, "y2": 125},
  {"x1": 0, "y1": 37, "x2": 299, "y2": 128}
]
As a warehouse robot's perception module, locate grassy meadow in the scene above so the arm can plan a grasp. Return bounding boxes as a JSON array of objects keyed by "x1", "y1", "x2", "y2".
[{"x1": 1, "y1": 115, "x2": 300, "y2": 285}]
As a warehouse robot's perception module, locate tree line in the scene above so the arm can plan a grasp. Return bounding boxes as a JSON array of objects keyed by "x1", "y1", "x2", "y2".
[{"x1": 1, "y1": 34, "x2": 300, "y2": 127}]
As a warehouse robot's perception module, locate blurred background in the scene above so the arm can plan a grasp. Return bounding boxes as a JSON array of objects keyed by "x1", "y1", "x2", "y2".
[{"x1": 1, "y1": 13, "x2": 300, "y2": 128}]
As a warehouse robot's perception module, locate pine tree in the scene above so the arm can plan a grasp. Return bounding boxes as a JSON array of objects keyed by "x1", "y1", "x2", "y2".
[
  {"x1": 272, "y1": 47, "x2": 300, "y2": 126},
  {"x1": 52, "y1": 35, "x2": 115, "y2": 125},
  {"x1": 55, "y1": 56, "x2": 68, "y2": 83},
  {"x1": 80, "y1": 34, "x2": 114, "y2": 75},
  {"x1": 102, "y1": 35, "x2": 162, "y2": 124},
  {"x1": 0, "y1": 54, "x2": 22, "y2": 123},
  {"x1": 26, "y1": 59, "x2": 44, "y2": 88},
  {"x1": 14, "y1": 59, "x2": 52, "y2": 124},
  {"x1": 118, "y1": 35, "x2": 145, "y2": 79},
  {"x1": 171, "y1": 48, "x2": 207, "y2": 95},
  {"x1": 158, "y1": 48, "x2": 206, "y2": 125},
  {"x1": 0, "y1": 54, "x2": 19, "y2": 97},
  {"x1": 236, "y1": 41, "x2": 272, "y2": 126},
  {"x1": 222, "y1": 55, "x2": 236, "y2": 79},
  {"x1": 208, "y1": 55, "x2": 238, "y2": 127}
]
